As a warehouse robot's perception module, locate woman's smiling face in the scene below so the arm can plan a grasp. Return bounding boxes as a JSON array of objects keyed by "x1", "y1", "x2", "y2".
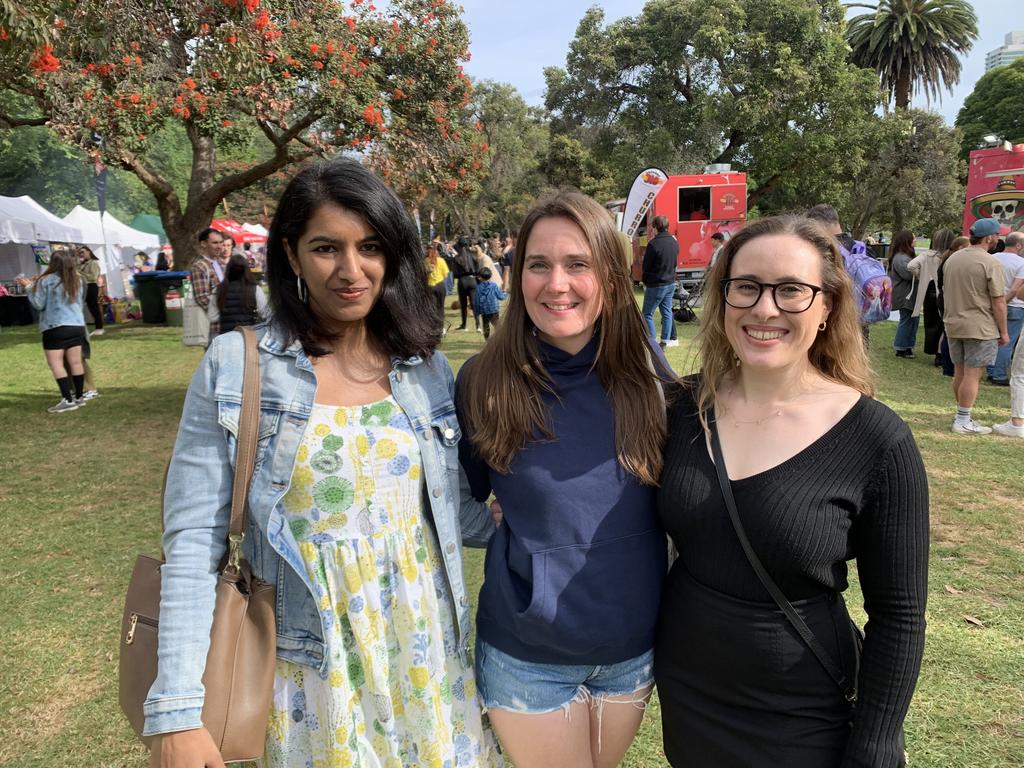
[
  {"x1": 286, "y1": 203, "x2": 386, "y2": 332},
  {"x1": 520, "y1": 216, "x2": 604, "y2": 355},
  {"x1": 724, "y1": 233, "x2": 830, "y2": 371}
]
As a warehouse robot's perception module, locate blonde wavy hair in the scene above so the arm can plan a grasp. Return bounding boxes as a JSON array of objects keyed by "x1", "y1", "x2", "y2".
[{"x1": 696, "y1": 215, "x2": 874, "y2": 419}]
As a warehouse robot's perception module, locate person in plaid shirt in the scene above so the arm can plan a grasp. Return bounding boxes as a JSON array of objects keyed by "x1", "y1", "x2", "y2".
[{"x1": 190, "y1": 228, "x2": 228, "y2": 337}]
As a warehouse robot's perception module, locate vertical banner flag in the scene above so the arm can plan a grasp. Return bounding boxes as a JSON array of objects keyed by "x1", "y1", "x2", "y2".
[
  {"x1": 92, "y1": 132, "x2": 108, "y2": 216},
  {"x1": 621, "y1": 168, "x2": 668, "y2": 238}
]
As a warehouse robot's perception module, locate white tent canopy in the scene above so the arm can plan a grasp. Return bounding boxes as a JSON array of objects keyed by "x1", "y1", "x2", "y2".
[
  {"x1": 0, "y1": 195, "x2": 84, "y2": 281},
  {"x1": 0, "y1": 194, "x2": 83, "y2": 245},
  {"x1": 62, "y1": 206, "x2": 160, "y2": 298},
  {"x1": 241, "y1": 222, "x2": 269, "y2": 237}
]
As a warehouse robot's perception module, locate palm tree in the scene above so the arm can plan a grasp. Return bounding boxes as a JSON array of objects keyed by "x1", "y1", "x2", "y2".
[{"x1": 846, "y1": 0, "x2": 978, "y2": 110}]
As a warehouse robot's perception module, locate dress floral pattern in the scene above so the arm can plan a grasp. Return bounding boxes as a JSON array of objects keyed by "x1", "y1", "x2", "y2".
[{"x1": 258, "y1": 397, "x2": 499, "y2": 768}]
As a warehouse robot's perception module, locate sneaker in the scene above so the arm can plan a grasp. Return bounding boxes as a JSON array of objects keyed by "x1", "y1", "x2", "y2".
[
  {"x1": 951, "y1": 420, "x2": 992, "y2": 435},
  {"x1": 47, "y1": 398, "x2": 79, "y2": 413},
  {"x1": 665, "y1": 339, "x2": 680, "y2": 348},
  {"x1": 91, "y1": 328, "x2": 105, "y2": 336},
  {"x1": 993, "y1": 420, "x2": 1024, "y2": 438},
  {"x1": 81, "y1": 390, "x2": 100, "y2": 400},
  {"x1": 988, "y1": 377, "x2": 1010, "y2": 387},
  {"x1": 895, "y1": 349, "x2": 915, "y2": 359}
]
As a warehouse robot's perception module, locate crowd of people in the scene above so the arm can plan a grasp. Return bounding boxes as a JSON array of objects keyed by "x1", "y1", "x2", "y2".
[{"x1": 130, "y1": 158, "x2": 932, "y2": 768}]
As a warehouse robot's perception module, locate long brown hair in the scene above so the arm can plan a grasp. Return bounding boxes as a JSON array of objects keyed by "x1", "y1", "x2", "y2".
[
  {"x1": 460, "y1": 191, "x2": 668, "y2": 486},
  {"x1": 696, "y1": 215, "x2": 874, "y2": 420},
  {"x1": 35, "y1": 249, "x2": 81, "y2": 301},
  {"x1": 889, "y1": 229, "x2": 915, "y2": 268}
]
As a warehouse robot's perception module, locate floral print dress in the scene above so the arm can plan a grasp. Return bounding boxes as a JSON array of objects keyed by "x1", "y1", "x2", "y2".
[{"x1": 259, "y1": 397, "x2": 499, "y2": 768}]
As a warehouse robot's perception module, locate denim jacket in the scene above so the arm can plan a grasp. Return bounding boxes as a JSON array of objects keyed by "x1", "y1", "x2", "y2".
[
  {"x1": 143, "y1": 324, "x2": 494, "y2": 736},
  {"x1": 27, "y1": 274, "x2": 85, "y2": 331}
]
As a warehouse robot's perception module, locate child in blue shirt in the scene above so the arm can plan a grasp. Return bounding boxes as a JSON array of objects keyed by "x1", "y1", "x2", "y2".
[{"x1": 472, "y1": 268, "x2": 507, "y2": 339}]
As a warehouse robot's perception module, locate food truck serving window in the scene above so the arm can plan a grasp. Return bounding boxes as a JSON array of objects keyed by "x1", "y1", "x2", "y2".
[{"x1": 678, "y1": 187, "x2": 711, "y2": 222}]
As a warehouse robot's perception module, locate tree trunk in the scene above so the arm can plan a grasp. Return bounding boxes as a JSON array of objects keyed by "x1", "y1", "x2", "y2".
[{"x1": 894, "y1": 65, "x2": 912, "y2": 111}]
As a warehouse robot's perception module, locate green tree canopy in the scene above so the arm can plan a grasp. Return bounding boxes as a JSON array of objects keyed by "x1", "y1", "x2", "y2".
[
  {"x1": 846, "y1": 0, "x2": 977, "y2": 111},
  {"x1": 842, "y1": 109, "x2": 964, "y2": 237},
  {"x1": 955, "y1": 58, "x2": 1024, "y2": 162},
  {"x1": 543, "y1": 0, "x2": 880, "y2": 211},
  {"x1": 0, "y1": 0, "x2": 482, "y2": 265}
]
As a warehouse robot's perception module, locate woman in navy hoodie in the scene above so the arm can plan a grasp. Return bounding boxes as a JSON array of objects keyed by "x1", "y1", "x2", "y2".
[{"x1": 456, "y1": 191, "x2": 671, "y2": 767}]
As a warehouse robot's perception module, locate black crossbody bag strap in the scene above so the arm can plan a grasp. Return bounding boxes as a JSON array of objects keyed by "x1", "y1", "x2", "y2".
[{"x1": 708, "y1": 411, "x2": 857, "y2": 703}]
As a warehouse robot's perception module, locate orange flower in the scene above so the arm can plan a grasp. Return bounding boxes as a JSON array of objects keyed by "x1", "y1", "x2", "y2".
[
  {"x1": 183, "y1": 77, "x2": 197, "y2": 90},
  {"x1": 312, "y1": 61, "x2": 324, "y2": 69},
  {"x1": 129, "y1": 93, "x2": 141, "y2": 103},
  {"x1": 244, "y1": 0, "x2": 260, "y2": 11},
  {"x1": 253, "y1": 10, "x2": 270, "y2": 30},
  {"x1": 309, "y1": 43, "x2": 320, "y2": 54},
  {"x1": 222, "y1": 119, "x2": 233, "y2": 127},
  {"x1": 226, "y1": 34, "x2": 237, "y2": 44},
  {"x1": 30, "y1": 45, "x2": 61, "y2": 73}
]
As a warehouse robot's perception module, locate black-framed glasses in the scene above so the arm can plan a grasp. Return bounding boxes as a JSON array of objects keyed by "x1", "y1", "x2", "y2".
[{"x1": 721, "y1": 278, "x2": 824, "y2": 313}]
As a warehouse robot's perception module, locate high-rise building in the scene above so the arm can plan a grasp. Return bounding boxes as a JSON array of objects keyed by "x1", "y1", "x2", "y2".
[{"x1": 985, "y1": 31, "x2": 1024, "y2": 71}]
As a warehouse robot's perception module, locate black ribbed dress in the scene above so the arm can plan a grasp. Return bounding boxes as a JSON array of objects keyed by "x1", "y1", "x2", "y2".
[{"x1": 655, "y1": 386, "x2": 929, "y2": 768}]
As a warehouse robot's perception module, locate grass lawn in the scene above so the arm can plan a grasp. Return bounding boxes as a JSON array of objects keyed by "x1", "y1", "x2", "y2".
[{"x1": 0, "y1": 297, "x2": 1021, "y2": 767}]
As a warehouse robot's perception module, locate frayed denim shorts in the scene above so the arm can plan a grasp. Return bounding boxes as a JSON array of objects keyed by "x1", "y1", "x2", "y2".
[{"x1": 475, "y1": 638, "x2": 654, "y2": 715}]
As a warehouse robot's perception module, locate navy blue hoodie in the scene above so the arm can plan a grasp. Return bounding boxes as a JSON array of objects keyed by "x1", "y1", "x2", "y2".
[{"x1": 456, "y1": 335, "x2": 666, "y2": 665}]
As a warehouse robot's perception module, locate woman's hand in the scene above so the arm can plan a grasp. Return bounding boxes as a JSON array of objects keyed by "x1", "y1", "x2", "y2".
[
  {"x1": 490, "y1": 499, "x2": 503, "y2": 528},
  {"x1": 148, "y1": 728, "x2": 225, "y2": 768}
]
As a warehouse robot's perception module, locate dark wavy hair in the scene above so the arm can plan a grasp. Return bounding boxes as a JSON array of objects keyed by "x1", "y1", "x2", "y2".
[{"x1": 266, "y1": 158, "x2": 439, "y2": 358}]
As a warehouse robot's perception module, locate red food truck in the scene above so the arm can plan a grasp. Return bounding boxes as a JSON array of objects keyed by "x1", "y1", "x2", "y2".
[
  {"x1": 607, "y1": 166, "x2": 748, "y2": 292},
  {"x1": 963, "y1": 142, "x2": 1024, "y2": 235}
]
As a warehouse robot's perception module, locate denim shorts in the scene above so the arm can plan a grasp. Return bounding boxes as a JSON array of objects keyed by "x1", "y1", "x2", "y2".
[{"x1": 475, "y1": 638, "x2": 654, "y2": 714}]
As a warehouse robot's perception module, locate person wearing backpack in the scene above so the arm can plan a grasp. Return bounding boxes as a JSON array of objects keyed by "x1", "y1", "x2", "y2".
[{"x1": 806, "y1": 205, "x2": 892, "y2": 347}]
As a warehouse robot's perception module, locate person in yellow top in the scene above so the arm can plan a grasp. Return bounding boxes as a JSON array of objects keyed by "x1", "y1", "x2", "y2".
[{"x1": 426, "y1": 241, "x2": 450, "y2": 334}]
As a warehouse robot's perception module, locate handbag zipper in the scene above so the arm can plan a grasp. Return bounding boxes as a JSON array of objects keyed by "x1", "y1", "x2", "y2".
[{"x1": 125, "y1": 613, "x2": 158, "y2": 645}]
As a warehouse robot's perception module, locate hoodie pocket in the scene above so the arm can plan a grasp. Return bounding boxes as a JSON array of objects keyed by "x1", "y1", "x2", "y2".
[{"x1": 512, "y1": 529, "x2": 665, "y2": 653}]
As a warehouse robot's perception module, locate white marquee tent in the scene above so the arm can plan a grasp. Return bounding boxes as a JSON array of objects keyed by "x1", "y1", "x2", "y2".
[
  {"x1": 0, "y1": 195, "x2": 84, "y2": 281},
  {"x1": 62, "y1": 206, "x2": 160, "y2": 298}
]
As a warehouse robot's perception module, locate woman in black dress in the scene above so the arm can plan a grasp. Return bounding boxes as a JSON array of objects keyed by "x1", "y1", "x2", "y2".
[{"x1": 655, "y1": 215, "x2": 929, "y2": 767}]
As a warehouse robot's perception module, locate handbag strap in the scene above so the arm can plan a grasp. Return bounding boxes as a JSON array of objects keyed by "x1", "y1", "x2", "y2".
[
  {"x1": 707, "y1": 410, "x2": 857, "y2": 702},
  {"x1": 225, "y1": 326, "x2": 261, "y2": 571}
]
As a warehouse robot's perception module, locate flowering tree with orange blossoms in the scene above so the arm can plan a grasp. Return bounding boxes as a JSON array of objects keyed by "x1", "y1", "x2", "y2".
[{"x1": 0, "y1": 0, "x2": 484, "y2": 265}]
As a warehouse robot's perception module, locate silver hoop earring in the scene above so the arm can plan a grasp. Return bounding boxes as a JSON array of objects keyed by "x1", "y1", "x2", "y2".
[
  {"x1": 818, "y1": 321, "x2": 827, "y2": 332},
  {"x1": 296, "y1": 275, "x2": 307, "y2": 303}
]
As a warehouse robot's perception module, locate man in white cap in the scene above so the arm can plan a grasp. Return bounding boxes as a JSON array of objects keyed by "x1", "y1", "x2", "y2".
[{"x1": 942, "y1": 217, "x2": 1010, "y2": 434}]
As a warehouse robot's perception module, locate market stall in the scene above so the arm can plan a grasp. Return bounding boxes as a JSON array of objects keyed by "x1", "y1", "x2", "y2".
[{"x1": 62, "y1": 206, "x2": 161, "y2": 298}]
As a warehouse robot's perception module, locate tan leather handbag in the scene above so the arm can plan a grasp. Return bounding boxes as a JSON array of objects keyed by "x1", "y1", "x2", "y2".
[{"x1": 119, "y1": 326, "x2": 276, "y2": 761}]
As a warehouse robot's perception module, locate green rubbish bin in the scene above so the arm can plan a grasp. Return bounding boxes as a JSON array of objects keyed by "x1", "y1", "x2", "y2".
[
  {"x1": 160, "y1": 281, "x2": 186, "y2": 326},
  {"x1": 132, "y1": 272, "x2": 165, "y2": 324}
]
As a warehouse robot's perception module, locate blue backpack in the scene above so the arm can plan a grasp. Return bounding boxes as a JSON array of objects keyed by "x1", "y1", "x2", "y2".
[{"x1": 839, "y1": 237, "x2": 892, "y2": 324}]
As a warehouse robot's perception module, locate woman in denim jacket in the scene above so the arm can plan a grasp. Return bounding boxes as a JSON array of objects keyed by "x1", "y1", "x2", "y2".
[
  {"x1": 146, "y1": 159, "x2": 499, "y2": 768},
  {"x1": 18, "y1": 249, "x2": 88, "y2": 413}
]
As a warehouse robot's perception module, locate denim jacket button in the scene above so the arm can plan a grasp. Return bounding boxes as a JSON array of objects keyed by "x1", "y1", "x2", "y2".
[
  {"x1": 443, "y1": 427, "x2": 455, "y2": 440},
  {"x1": 432, "y1": 486, "x2": 443, "y2": 498},
  {"x1": 446, "y1": 543, "x2": 457, "y2": 555},
  {"x1": 424, "y1": 429, "x2": 433, "y2": 442}
]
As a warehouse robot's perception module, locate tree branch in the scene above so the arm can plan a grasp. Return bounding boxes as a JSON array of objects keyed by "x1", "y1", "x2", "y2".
[
  {"x1": 202, "y1": 146, "x2": 317, "y2": 207},
  {"x1": 0, "y1": 111, "x2": 48, "y2": 128}
]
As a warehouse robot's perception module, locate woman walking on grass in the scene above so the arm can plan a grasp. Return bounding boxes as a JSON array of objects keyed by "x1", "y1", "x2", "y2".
[
  {"x1": 145, "y1": 159, "x2": 500, "y2": 768},
  {"x1": 456, "y1": 191, "x2": 672, "y2": 768},
  {"x1": 18, "y1": 250, "x2": 89, "y2": 413}
]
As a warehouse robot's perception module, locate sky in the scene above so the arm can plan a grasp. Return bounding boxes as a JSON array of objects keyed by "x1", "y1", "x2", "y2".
[{"x1": 458, "y1": 0, "x2": 1009, "y2": 126}]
